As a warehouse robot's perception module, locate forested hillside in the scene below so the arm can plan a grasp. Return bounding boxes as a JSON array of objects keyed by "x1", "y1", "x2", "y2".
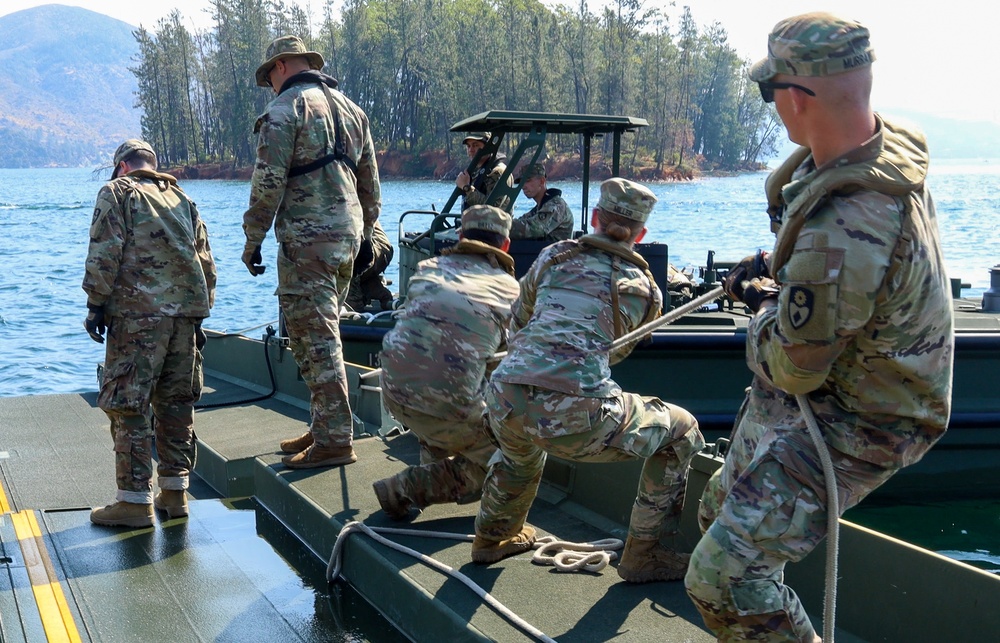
[
  {"x1": 131, "y1": 0, "x2": 784, "y2": 177},
  {"x1": 0, "y1": 5, "x2": 140, "y2": 168}
]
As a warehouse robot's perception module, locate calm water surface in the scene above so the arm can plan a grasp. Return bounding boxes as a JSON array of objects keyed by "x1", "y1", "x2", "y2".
[{"x1": 3, "y1": 161, "x2": 998, "y2": 398}]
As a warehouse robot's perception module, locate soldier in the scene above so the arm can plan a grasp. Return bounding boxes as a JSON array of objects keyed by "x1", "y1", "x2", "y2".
[
  {"x1": 242, "y1": 35, "x2": 381, "y2": 468},
  {"x1": 472, "y1": 178, "x2": 705, "y2": 583},
  {"x1": 84, "y1": 139, "x2": 216, "y2": 527},
  {"x1": 372, "y1": 205, "x2": 520, "y2": 519},
  {"x1": 455, "y1": 132, "x2": 511, "y2": 212},
  {"x1": 509, "y1": 162, "x2": 574, "y2": 242},
  {"x1": 684, "y1": 14, "x2": 954, "y2": 642},
  {"x1": 345, "y1": 219, "x2": 394, "y2": 312}
]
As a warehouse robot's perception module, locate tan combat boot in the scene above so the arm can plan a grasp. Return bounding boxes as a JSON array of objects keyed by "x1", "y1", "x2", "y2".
[
  {"x1": 616, "y1": 535, "x2": 690, "y2": 583},
  {"x1": 154, "y1": 490, "x2": 189, "y2": 518},
  {"x1": 372, "y1": 477, "x2": 413, "y2": 520},
  {"x1": 279, "y1": 431, "x2": 314, "y2": 454},
  {"x1": 471, "y1": 526, "x2": 537, "y2": 564},
  {"x1": 90, "y1": 502, "x2": 154, "y2": 528},
  {"x1": 281, "y1": 444, "x2": 357, "y2": 469}
]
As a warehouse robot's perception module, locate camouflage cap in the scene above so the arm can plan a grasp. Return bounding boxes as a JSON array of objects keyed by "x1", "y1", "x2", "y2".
[
  {"x1": 462, "y1": 132, "x2": 491, "y2": 145},
  {"x1": 255, "y1": 35, "x2": 325, "y2": 87},
  {"x1": 515, "y1": 162, "x2": 546, "y2": 184},
  {"x1": 111, "y1": 139, "x2": 155, "y2": 178},
  {"x1": 597, "y1": 178, "x2": 657, "y2": 223},
  {"x1": 748, "y1": 12, "x2": 875, "y2": 82},
  {"x1": 462, "y1": 204, "x2": 512, "y2": 237}
]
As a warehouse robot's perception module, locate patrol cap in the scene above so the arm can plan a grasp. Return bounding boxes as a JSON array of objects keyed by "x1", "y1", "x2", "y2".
[
  {"x1": 255, "y1": 35, "x2": 325, "y2": 87},
  {"x1": 462, "y1": 132, "x2": 491, "y2": 145},
  {"x1": 749, "y1": 12, "x2": 875, "y2": 81},
  {"x1": 111, "y1": 139, "x2": 155, "y2": 178},
  {"x1": 461, "y1": 204, "x2": 512, "y2": 237},
  {"x1": 515, "y1": 162, "x2": 546, "y2": 185},
  {"x1": 596, "y1": 178, "x2": 657, "y2": 223}
]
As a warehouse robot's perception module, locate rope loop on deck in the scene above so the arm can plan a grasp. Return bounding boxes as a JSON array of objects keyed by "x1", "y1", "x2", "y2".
[
  {"x1": 531, "y1": 536, "x2": 624, "y2": 573},
  {"x1": 327, "y1": 521, "x2": 557, "y2": 643}
]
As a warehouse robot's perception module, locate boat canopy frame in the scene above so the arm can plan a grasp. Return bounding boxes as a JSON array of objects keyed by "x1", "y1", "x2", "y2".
[
  {"x1": 443, "y1": 110, "x2": 649, "y2": 232},
  {"x1": 395, "y1": 111, "x2": 652, "y2": 299}
]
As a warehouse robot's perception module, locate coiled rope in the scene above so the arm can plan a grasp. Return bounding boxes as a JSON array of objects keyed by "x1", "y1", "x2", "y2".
[
  {"x1": 327, "y1": 522, "x2": 625, "y2": 642},
  {"x1": 531, "y1": 536, "x2": 623, "y2": 573}
]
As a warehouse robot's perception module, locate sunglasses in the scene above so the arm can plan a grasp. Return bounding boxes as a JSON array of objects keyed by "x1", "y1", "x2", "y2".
[{"x1": 758, "y1": 81, "x2": 816, "y2": 104}]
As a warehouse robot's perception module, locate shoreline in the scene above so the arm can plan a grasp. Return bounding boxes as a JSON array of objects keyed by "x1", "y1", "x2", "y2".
[{"x1": 161, "y1": 150, "x2": 767, "y2": 183}]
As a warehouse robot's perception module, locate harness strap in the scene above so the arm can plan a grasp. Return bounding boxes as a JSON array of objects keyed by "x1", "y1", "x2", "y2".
[{"x1": 288, "y1": 84, "x2": 359, "y2": 178}]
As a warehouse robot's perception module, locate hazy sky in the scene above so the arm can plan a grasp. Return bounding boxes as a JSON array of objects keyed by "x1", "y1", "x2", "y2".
[{"x1": 3, "y1": 1, "x2": 996, "y2": 123}]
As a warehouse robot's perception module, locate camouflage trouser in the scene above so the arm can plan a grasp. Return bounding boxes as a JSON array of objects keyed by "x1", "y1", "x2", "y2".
[
  {"x1": 476, "y1": 380, "x2": 704, "y2": 542},
  {"x1": 382, "y1": 394, "x2": 497, "y2": 507},
  {"x1": 685, "y1": 409, "x2": 895, "y2": 642},
  {"x1": 346, "y1": 226, "x2": 394, "y2": 311},
  {"x1": 98, "y1": 316, "x2": 203, "y2": 504},
  {"x1": 278, "y1": 240, "x2": 359, "y2": 448}
]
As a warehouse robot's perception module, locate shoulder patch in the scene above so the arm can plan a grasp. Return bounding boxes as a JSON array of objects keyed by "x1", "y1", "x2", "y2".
[{"x1": 787, "y1": 286, "x2": 814, "y2": 330}]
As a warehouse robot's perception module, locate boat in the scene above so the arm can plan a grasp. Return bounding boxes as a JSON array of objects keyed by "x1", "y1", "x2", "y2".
[
  {"x1": 2, "y1": 111, "x2": 998, "y2": 642},
  {"x1": 344, "y1": 110, "x2": 1000, "y2": 500}
]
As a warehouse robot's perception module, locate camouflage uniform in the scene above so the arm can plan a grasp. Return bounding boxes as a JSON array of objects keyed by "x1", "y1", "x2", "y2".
[
  {"x1": 378, "y1": 207, "x2": 519, "y2": 508},
  {"x1": 243, "y1": 38, "x2": 381, "y2": 450},
  {"x1": 346, "y1": 220, "x2": 394, "y2": 311},
  {"x1": 509, "y1": 188, "x2": 573, "y2": 242},
  {"x1": 476, "y1": 179, "x2": 704, "y2": 545},
  {"x1": 685, "y1": 15, "x2": 954, "y2": 641},
  {"x1": 83, "y1": 161, "x2": 216, "y2": 503},
  {"x1": 462, "y1": 154, "x2": 508, "y2": 211},
  {"x1": 460, "y1": 132, "x2": 511, "y2": 212}
]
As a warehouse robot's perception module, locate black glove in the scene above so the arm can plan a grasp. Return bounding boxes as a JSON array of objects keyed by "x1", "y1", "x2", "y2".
[
  {"x1": 242, "y1": 244, "x2": 265, "y2": 276},
  {"x1": 724, "y1": 250, "x2": 771, "y2": 302},
  {"x1": 84, "y1": 303, "x2": 106, "y2": 343},
  {"x1": 741, "y1": 278, "x2": 780, "y2": 313},
  {"x1": 195, "y1": 322, "x2": 207, "y2": 351},
  {"x1": 354, "y1": 238, "x2": 374, "y2": 270}
]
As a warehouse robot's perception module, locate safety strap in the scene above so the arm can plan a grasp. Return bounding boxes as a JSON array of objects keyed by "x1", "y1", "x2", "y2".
[
  {"x1": 288, "y1": 84, "x2": 359, "y2": 178},
  {"x1": 609, "y1": 255, "x2": 623, "y2": 337}
]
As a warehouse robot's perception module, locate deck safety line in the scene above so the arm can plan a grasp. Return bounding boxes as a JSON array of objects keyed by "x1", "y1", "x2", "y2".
[
  {"x1": 10, "y1": 510, "x2": 82, "y2": 643},
  {"x1": 0, "y1": 469, "x2": 10, "y2": 513}
]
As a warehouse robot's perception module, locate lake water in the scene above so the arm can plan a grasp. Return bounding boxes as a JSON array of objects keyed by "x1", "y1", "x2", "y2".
[{"x1": 3, "y1": 161, "x2": 999, "y2": 398}]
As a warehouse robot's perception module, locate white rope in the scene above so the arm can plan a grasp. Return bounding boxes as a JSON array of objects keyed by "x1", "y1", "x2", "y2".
[
  {"x1": 796, "y1": 394, "x2": 839, "y2": 643},
  {"x1": 356, "y1": 287, "x2": 725, "y2": 379},
  {"x1": 609, "y1": 286, "x2": 725, "y2": 351},
  {"x1": 490, "y1": 286, "x2": 726, "y2": 364},
  {"x1": 530, "y1": 536, "x2": 624, "y2": 573},
  {"x1": 327, "y1": 521, "x2": 557, "y2": 643}
]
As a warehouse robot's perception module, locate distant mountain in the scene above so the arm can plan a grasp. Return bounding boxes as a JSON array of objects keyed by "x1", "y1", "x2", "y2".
[
  {"x1": 0, "y1": 4, "x2": 140, "y2": 168},
  {"x1": 879, "y1": 109, "x2": 1000, "y2": 160},
  {"x1": 770, "y1": 108, "x2": 1000, "y2": 166}
]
